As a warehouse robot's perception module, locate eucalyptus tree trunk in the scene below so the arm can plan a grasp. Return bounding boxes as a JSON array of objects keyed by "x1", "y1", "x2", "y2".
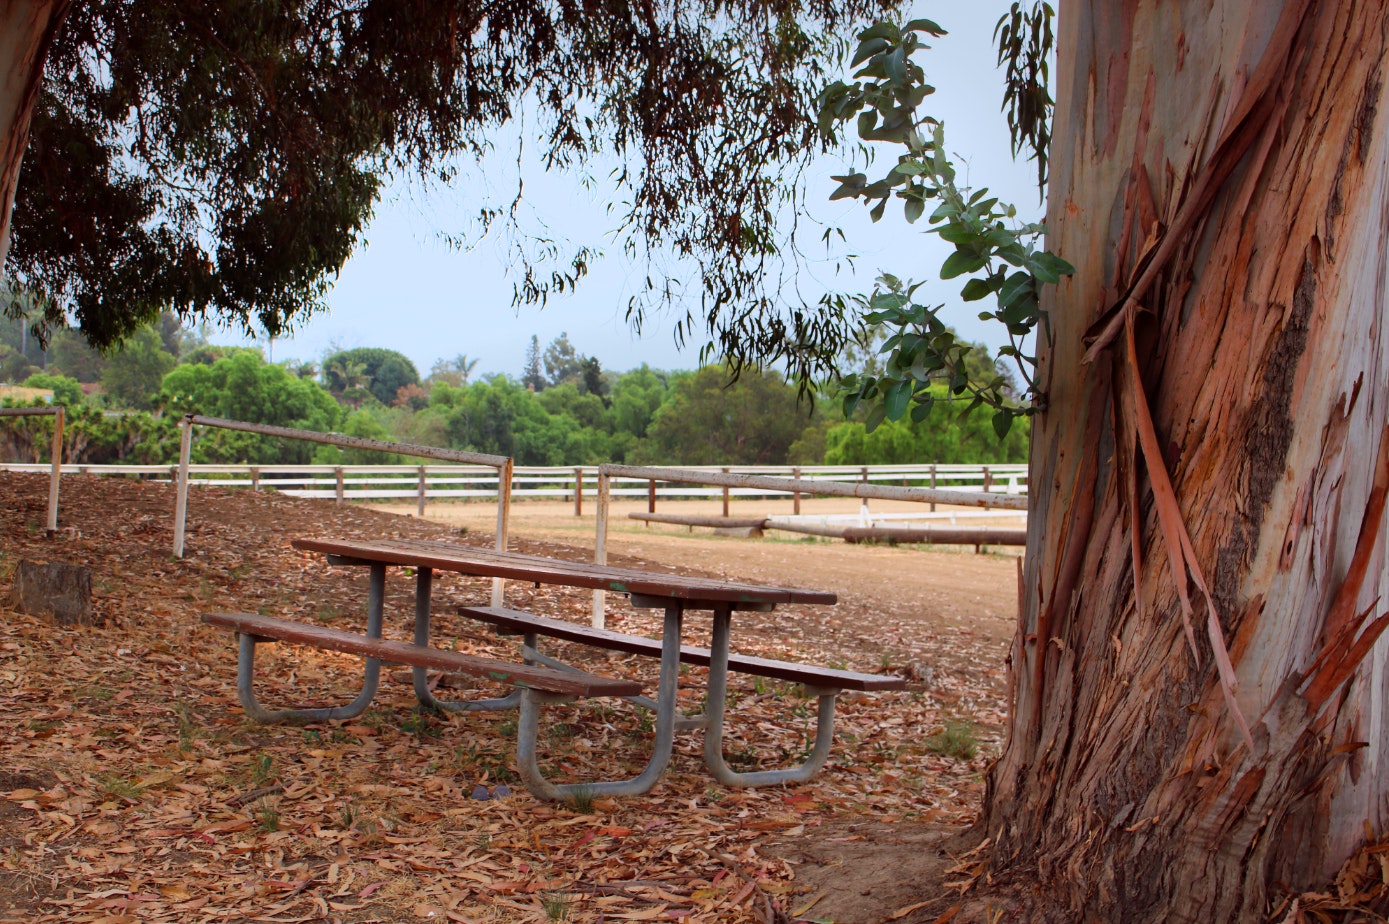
[
  {"x1": 981, "y1": 1, "x2": 1389, "y2": 920},
  {"x1": 0, "y1": 0, "x2": 69, "y2": 275}
]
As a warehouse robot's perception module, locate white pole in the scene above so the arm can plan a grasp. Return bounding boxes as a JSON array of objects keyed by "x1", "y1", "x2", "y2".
[
  {"x1": 592, "y1": 470, "x2": 610, "y2": 627},
  {"x1": 173, "y1": 418, "x2": 193, "y2": 557},
  {"x1": 491, "y1": 458, "x2": 513, "y2": 607},
  {"x1": 46, "y1": 406, "x2": 63, "y2": 532}
]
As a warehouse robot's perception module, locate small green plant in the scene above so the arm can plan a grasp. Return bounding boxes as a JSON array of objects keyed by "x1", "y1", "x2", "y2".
[
  {"x1": 254, "y1": 798, "x2": 280, "y2": 832},
  {"x1": 172, "y1": 703, "x2": 199, "y2": 752},
  {"x1": 565, "y1": 785, "x2": 595, "y2": 814},
  {"x1": 726, "y1": 746, "x2": 760, "y2": 772},
  {"x1": 302, "y1": 729, "x2": 322, "y2": 744},
  {"x1": 339, "y1": 802, "x2": 356, "y2": 830},
  {"x1": 399, "y1": 707, "x2": 443, "y2": 738},
  {"x1": 541, "y1": 890, "x2": 573, "y2": 921},
  {"x1": 926, "y1": 719, "x2": 980, "y2": 760},
  {"x1": 97, "y1": 773, "x2": 142, "y2": 801},
  {"x1": 314, "y1": 605, "x2": 338, "y2": 622},
  {"x1": 250, "y1": 752, "x2": 275, "y2": 786}
]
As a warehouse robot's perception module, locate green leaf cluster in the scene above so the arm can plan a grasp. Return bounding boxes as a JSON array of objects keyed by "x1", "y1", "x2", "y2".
[
  {"x1": 6, "y1": 0, "x2": 907, "y2": 360},
  {"x1": 818, "y1": 18, "x2": 1072, "y2": 434}
]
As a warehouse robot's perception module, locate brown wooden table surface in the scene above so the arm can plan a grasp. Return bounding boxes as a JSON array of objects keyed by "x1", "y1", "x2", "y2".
[{"x1": 290, "y1": 537, "x2": 837, "y2": 607}]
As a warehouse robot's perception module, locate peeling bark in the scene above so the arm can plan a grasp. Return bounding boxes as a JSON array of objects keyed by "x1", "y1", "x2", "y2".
[
  {"x1": 0, "y1": 0, "x2": 70, "y2": 276},
  {"x1": 982, "y1": 2, "x2": 1389, "y2": 921}
]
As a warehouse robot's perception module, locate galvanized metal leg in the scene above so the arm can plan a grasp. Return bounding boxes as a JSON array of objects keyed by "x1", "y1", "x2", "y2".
[
  {"x1": 519, "y1": 644, "x2": 706, "y2": 731},
  {"x1": 233, "y1": 564, "x2": 385, "y2": 724},
  {"x1": 410, "y1": 567, "x2": 524, "y2": 712},
  {"x1": 702, "y1": 604, "x2": 839, "y2": 786},
  {"x1": 515, "y1": 604, "x2": 684, "y2": 801}
]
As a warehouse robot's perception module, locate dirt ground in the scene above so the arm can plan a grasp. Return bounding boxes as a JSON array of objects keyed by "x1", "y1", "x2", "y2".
[{"x1": 0, "y1": 477, "x2": 1021, "y2": 924}]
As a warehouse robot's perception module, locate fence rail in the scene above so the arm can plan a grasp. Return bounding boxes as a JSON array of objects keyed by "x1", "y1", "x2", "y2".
[{"x1": 0, "y1": 460, "x2": 1026, "y2": 507}]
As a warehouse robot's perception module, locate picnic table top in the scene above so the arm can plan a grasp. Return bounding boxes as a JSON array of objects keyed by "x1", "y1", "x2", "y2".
[{"x1": 291, "y1": 537, "x2": 837, "y2": 607}]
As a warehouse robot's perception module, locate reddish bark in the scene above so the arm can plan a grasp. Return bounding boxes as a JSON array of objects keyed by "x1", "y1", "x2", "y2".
[
  {"x1": 0, "y1": 0, "x2": 70, "y2": 275},
  {"x1": 982, "y1": 1, "x2": 1389, "y2": 920}
]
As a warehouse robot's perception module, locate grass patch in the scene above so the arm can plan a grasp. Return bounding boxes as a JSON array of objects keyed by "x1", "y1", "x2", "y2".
[{"x1": 926, "y1": 718, "x2": 979, "y2": 760}]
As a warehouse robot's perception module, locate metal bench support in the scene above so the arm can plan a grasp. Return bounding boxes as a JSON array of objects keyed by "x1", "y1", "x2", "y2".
[
  {"x1": 409, "y1": 567, "x2": 524, "y2": 712},
  {"x1": 704, "y1": 605, "x2": 838, "y2": 786},
  {"x1": 234, "y1": 563, "x2": 386, "y2": 723},
  {"x1": 515, "y1": 603, "x2": 684, "y2": 800}
]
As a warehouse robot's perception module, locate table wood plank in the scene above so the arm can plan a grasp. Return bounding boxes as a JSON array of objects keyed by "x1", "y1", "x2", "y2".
[{"x1": 291, "y1": 537, "x2": 837, "y2": 606}]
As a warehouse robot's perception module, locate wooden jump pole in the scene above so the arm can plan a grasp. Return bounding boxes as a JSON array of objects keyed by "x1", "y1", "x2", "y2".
[
  {"x1": 173, "y1": 418, "x2": 193, "y2": 557},
  {"x1": 573, "y1": 467, "x2": 583, "y2": 516},
  {"x1": 492, "y1": 457, "x2": 513, "y2": 607},
  {"x1": 46, "y1": 406, "x2": 63, "y2": 532},
  {"x1": 592, "y1": 469, "x2": 611, "y2": 627}
]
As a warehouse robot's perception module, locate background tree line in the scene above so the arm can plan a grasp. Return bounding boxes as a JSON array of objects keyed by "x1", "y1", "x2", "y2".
[{"x1": 0, "y1": 312, "x2": 1027, "y2": 468}]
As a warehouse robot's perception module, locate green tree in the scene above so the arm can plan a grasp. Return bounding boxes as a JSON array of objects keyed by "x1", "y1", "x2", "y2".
[
  {"x1": 21, "y1": 371, "x2": 82, "y2": 406},
  {"x1": 823, "y1": 387, "x2": 1029, "y2": 465},
  {"x1": 541, "y1": 333, "x2": 583, "y2": 388},
  {"x1": 2, "y1": 0, "x2": 892, "y2": 355},
  {"x1": 321, "y1": 347, "x2": 419, "y2": 406},
  {"x1": 636, "y1": 366, "x2": 815, "y2": 465},
  {"x1": 99, "y1": 326, "x2": 176, "y2": 410},
  {"x1": 45, "y1": 328, "x2": 105, "y2": 382},
  {"x1": 160, "y1": 349, "x2": 340, "y2": 462},
  {"x1": 608, "y1": 366, "x2": 670, "y2": 442},
  {"x1": 426, "y1": 354, "x2": 479, "y2": 388},
  {"x1": 521, "y1": 336, "x2": 545, "y2": 392}
]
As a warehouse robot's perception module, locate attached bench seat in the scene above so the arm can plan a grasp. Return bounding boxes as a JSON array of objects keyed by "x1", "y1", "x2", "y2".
[
  {"x1": 458, "y1": 605, "x2": 906, "y2": 692},
  {"x1": 203, "y1": 613, "x2": 641, "y2": 715},
  {"x1": 459, "y1": 604, "x2": 906, "y2": 789}
]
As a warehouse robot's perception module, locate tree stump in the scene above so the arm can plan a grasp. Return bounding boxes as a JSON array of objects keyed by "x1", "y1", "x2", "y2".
[{"x1": 9, "y1": 560, "x2": 96, "y2": 626}]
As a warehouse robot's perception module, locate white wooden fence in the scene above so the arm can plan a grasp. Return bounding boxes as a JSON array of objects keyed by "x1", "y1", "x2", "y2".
[{"x1": 0, "y1": 460, "x2": 1026, "y2": 508}]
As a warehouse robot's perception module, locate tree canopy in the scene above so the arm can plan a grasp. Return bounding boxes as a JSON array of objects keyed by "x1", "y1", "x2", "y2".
[{"x1": 3, "y1": 0, "x2": 900, "y2": 360}]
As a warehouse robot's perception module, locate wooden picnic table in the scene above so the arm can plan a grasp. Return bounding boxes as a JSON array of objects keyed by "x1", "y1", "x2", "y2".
[{"x1": 290, "y1": 537, "x2": 844, "y2": 798}]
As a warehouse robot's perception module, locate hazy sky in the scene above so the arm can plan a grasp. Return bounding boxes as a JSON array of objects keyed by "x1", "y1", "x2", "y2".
[{"x1": 213, "y1": 3, "x2": 1041, "y2": 380}]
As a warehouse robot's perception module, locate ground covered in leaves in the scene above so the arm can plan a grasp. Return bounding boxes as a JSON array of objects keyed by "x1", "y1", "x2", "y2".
[{"x1": 0, "y1": 473, "x2": 1016, "y2": 923}]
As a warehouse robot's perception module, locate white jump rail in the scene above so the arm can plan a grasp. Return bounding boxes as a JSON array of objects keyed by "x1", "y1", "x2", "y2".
[
  {"x1": 587, "y1": 463, "x2": 1030, "y2": 628},
  {"x1": 0, "y1": 405, "x2": 64, "y2": 531},
  {"x1": 176, "y1": 415, "x2": 515, "y2": 607}
]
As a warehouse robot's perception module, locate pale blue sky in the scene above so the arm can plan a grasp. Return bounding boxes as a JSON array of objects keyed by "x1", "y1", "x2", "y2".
[{"x1": 215, "y1": 3, "x2": 1040, "y2": 380}]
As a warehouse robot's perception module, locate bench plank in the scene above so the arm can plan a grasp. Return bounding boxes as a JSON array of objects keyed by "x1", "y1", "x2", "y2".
[
  {"x1": 458, "y1": 605, "x2": 906, "y2": 692},
  {"x1": 202, "y1": 612, "x2": 642, "y2": 698}
]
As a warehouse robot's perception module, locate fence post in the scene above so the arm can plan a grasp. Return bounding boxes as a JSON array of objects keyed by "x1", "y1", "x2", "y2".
[
  {"x1": 416, "y1": 464, "x2": 428, "y2": 516},
  {"x1": 721, "y1": 467, "x2": 730, "y2": 517},
  {"x1": 250, "y1": 467, "x2": 260, "y2": 491},
  {"x1": 46, "y1": 406, "x2": 63, "y2": 532},
  {"x1": 929, "y1": 463, "x2": 937, "y2": 512},
  {"x1": 860, "y1": 465, "x2": 868, "y2": 483},
  {"x1": 592, "y1": 470, "x2": 610, "y2": 627},
  {"x1": 792, "y1": 466, "x2": 801, "y2": 516},
  {"x1": 573, "y1": 467, "x2": 583, "y2": 516},
  {"x1": 173, "y1": 417, "x2": 193, "y2": 557},
  {"x1": 334, "y1": 467, "x2": 345, "y2": 504},
  {"x1": 490, "y1": 459, "x2": 514, "y2": 607},
  {"x1": 983, "y1": 465, "x2": 993, "y2": 493},
  {"x1": 647, "y1": 478, "x2": 656, "y2": 514}
]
